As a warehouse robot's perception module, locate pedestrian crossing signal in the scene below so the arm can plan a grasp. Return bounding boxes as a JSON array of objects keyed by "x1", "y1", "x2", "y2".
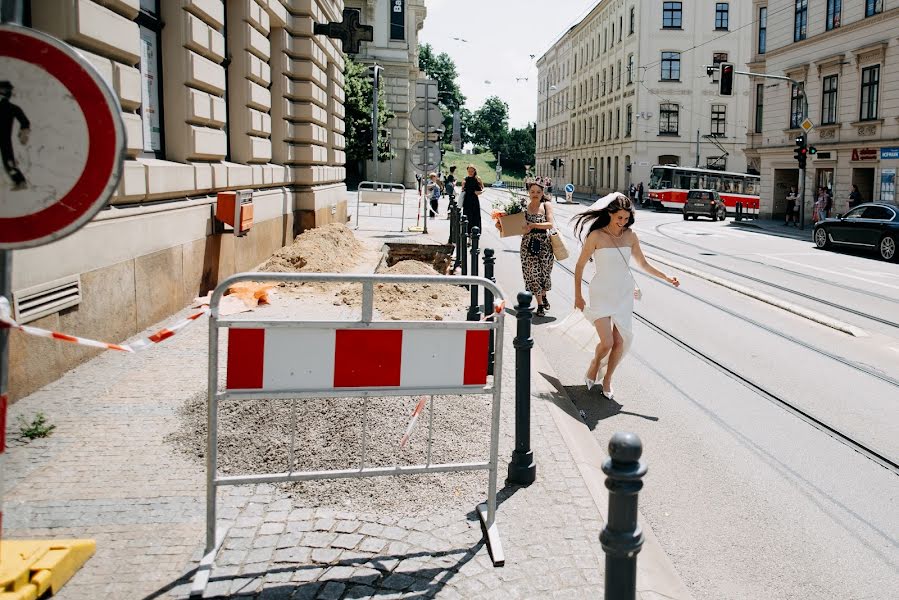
[{"x1": 719, "y1": 63, "x2": 734, "y2": 96}]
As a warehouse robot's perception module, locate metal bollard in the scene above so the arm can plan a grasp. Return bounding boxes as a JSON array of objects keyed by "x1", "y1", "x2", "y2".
[
  {"x1": 735, "y1": 202, "x2": 743, "y2": 222},
  {"x1": 461, "y1": 216, "x2": 469, "y2": 276},
  {"x1": 507, "y1": 291, "x2": 536, "y2": 486},
  {"x1": 467, "y1": 227, "x2": 482, "y2": 321},
  {"x1": 448, "y1": 198, "x2": 458, "y2": 245},
  {"x1": 482, "y1": 248, "x2": 496, "y2": 375},
  {"x1": 452, "y1": 206, "x2": 462, "y2": 272},
  {"x1": 599, "y1": 432, "x2": 647, "y2": 600}
]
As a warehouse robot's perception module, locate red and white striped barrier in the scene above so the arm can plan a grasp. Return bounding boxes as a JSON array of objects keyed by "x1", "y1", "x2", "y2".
[
  {"x1": 0, "y1": 298, "x2": 208, "y2": 354},
  {"x1": 226, "y1": 326, "x2": 490, "y2": 392}
]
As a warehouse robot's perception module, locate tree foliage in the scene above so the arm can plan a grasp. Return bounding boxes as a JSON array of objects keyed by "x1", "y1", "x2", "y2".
[
  {"x1": 470, "y1": 96, "x2": 510, "y2": 156},
  {"x1": 418, "y1": 44, "x2": 470, "y2": 143},
  {"x1": 343, "y1": 58, "x2": 394, "y2": 173},
  {"x1": 499, "y1": 123, "x2": 536, "y2": 172}
]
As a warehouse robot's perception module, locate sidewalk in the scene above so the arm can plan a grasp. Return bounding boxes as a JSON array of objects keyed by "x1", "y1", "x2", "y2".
[
  {"x1": 3, "y1": 201, "x2": 691, "y2": 599},
  {"x1": 728, "y1": 216, "x2": 815, "y2": 242}
]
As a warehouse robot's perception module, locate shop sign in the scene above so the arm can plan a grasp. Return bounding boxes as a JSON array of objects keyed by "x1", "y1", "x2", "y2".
[
  {"x1": 880, "y1": 147, "x2": 899, "y2": 160},
  {"x1": 851, "y1": 148, "x2": 878, "y2": 161}
]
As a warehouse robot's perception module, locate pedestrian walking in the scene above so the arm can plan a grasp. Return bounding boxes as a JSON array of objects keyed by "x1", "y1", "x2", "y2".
[
  {"x1": 462, "y1": 164, "x2": 484, "y2": 234},
  {"x1": 813, "y1": 187, "x2": 827, "y2": 223},
  {"x1": 445, "y1": 165, "x2": 457, "y2": 202},
  {"x1": 0, "y1": 80, "x2": 30, "y2": 191},
  {"x1": 427, "y1": 172, "x2": 442, "y2": 217},
  {"x1": 571, "y1": 193, "x2": 680, "y2": 399},
  {"x1": 637, "y1": 182, "x2": 644, "y2": 206},
  {"x1": 825, "y1": 187, "x2": 834, "y2": 218},
  {"x1": 849, "y1": 184, "x2": 863, "y2": 208},
  {"x1": 785, "y1": 186, "x2": 798, "y2": 226},
  {"x1": 504, "y1": 177, "x2": 555, "y2": 317}
]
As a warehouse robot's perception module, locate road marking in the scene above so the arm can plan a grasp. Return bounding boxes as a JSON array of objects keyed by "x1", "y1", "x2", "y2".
[
  {"x1": 847, "y1": 268, "x2": 899, "y2": 280},
  {"x1": 764, "y1": 255, "x2": 899, "y2": 291}
]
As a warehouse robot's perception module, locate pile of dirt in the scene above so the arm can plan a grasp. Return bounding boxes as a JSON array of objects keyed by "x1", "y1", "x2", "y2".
[
  {"x1": 260, "y1": 223, "x2": 364, "y2": 274},
  {"x1": 167, "y1": 390, "x2": 496, "y2": 516},
  {"x1": 336, "y1": 260, "x2": 469, "y2": 321}
]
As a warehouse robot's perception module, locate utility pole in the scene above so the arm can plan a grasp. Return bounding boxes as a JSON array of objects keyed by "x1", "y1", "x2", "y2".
[{"x1": 371, "y1": 64, "x2": 382, "y2": 181}]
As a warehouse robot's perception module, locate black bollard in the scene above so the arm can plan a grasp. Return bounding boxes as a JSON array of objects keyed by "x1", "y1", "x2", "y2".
[
  {"x1": 507, "y1": 291, "x2": 536, "y2": 486},
  {"x1": 599, "y1": 432, "x2": 647, "y2": 600},
  {"x1": 452, "y1": 206, "x2": 462, "y2": 272},
  {"x1": 735, "y1": 201, "x2": 743, "y2": 222},
  {"x1": 461, "y1": 216, "x2": 469, "y2": 276},
  {"x1": 482, "y1": 248, "x2": 496, "y2": 375},
  {"x1": 448, "y1": 198, "x2": 458, "y2": 245},
  {"x1": 467, "y1": 227, "x2": 482, "y2": 321}
]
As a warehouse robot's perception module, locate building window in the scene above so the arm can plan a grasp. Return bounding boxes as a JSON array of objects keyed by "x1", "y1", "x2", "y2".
[
  {"x1": 860, "y1": 65, "x2": 880, "y2": 121},
  {"x1": 821, "y1": 75, "x2": 838, "y2": 125},
  {"x1": 602, "y1": 69, "x2": 607, "y2": 95},
  {"x1": 661, "y1": 52, "x2": 681, "y2": 81},
  {"x1": 611, "y1": 23, "x2": 615, "y2": 46},
  {"x1": 663, "y1": 2, "x2": 682, "y2": 28},
  {"x1": 390, "y1": 0, "x2": 405, "y2": 41},
  {"x1": 626, "y1": 105, "x2": 633, "y2": 136},
  {"x1": 826, "y1": 0, "x2": 841, "y2": 30},
  {"x1": 715, "y1": 3, "x2": 729, "y2": 30},
  {"x1": 630, "y1": 6, "x2": 635, "y2": 34},
  {"x1": 619, "y1": 16, "x2": 623, "y2": 41},
  {"x1": 790, "y1": 82, "x2": 804, "y2": 129},
  {"x1": 617, "y1": 60, "x2": 622, "y2": 89},
  {"x1": 794, "y1": 0, "x2": 807, "y2": 42},
  {"x1": 627, "y1": 54, "x2": 634, "y2": 84},
  {"x1": 137, "y1": 0, "x2": 164, "y2": 157},
  {"x1": 754, "y1": 84, "x2": 764, "y2": 133},
  {"x1": 866, "y1": 0, "x2": 883, "y2": 17},
  {"x1": 712, "y1": 52, "x2": 728, "y2": 82},
  {"x1": 604, "y1": 28, "x2": 608, "y2": 51},
  {"x1": 711, "y1": 104, "x2": 726, "y2": 136},
  {"x1": 616, "y1": 108, "x2": 621, "y2": 137},
  {"x1": 660, "y1": 103, "x2": 679, "y2": 135},
  {"x1": 758, "y1": 7, "x2": 767, "y2": 54}
]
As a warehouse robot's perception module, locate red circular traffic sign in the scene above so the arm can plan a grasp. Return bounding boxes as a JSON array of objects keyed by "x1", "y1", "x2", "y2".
[{"x1": 0, "y1": 24, "x2": 125, "y2": 249}]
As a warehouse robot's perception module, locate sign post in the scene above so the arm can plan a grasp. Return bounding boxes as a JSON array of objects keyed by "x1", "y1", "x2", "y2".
[{"x1": 0, "y1": 23, "x2": 125, "y2": 558}]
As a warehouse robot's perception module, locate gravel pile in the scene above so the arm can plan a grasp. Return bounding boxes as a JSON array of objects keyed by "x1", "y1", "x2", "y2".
[{"x1": 169, "y1": 390, "x2": 497, "y2": 515}]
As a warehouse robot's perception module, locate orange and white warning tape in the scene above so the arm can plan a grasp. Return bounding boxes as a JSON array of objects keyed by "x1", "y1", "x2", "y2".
[
  {"x1": 0, "y1": 297, "x2": 209, "y2": 354},
  {"x1": 480, "y1": 299, "x2": 506, "y2": 322},
  {"x1": 399, "y1": 396, "x2": 428, "y2": 448}
]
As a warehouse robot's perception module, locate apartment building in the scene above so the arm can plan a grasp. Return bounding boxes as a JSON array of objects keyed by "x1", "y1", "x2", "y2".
[
  {"x1": 345, "y1": 0, "x2": 426, "y2": 188},
  {"x1": 9, "y1": 0, "x2": 355, "y2": 399},
  {"x1": 536, "y1": 0, "x2": 752, "y2": 196},
  {"x1": 747, "y1": 0, "x2": 899, "y2": 219}
]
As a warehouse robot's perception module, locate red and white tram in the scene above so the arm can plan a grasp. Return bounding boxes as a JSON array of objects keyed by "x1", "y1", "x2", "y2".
[{"x1": 646, "y1": 166, "x2": 760, "y2": 215}]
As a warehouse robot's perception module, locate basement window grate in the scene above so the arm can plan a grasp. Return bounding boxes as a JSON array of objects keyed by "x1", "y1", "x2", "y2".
[{"x1": 13, "y1": 276, "x2": 82, "y2": 324}]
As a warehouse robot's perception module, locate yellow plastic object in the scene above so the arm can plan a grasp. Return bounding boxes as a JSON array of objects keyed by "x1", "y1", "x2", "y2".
[{"x1": 0, "y1": 539, "x2": 95, "y2": 600}]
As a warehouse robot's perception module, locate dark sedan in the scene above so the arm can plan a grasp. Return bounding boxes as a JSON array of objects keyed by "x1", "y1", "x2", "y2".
[{"x1": 813, "y1": 202, "x2": 898, "y2": 261}]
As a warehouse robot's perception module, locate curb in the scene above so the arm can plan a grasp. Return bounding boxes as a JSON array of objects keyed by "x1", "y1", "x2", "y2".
[
  {"x1": 646, "y1": 253, "x2": 868, "y2": 338},
  {"x1": 530, "y1": 344, "x2": 695, "y2": 600}
]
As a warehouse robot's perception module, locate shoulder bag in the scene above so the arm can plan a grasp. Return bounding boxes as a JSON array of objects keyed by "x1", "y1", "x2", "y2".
[{"x1": 549, "y1": 229, "x2": 569, "y2": 260}]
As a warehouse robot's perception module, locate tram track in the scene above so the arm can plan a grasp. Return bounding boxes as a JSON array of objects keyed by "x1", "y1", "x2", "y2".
[{"x1": 475, "y1": 196, "x2": 898, "y2": 475}]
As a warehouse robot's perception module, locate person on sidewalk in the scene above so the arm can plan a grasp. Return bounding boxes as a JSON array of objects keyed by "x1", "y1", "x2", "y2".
[
  {"x1": 461, "y1": 164, "x2": 484, "y2": 234},
  {"x1": 444, "y1": 166, "x2": 457, "y2": 203},
  {"x1": 849, "y1": 184, "x2": 863, "y2": 208},
  {"x1": 785, "y1": 187, "x2": 798, "y2": 226},
  {"x1": 636, "y1": 182, "x2": 644, "y2": 206},
  {"x1": 813, "y1": 187, "x2": 827, "y2": 223},
  {"x1": 571, "y1": 193, "x2": 680, "y2": 399},
  {"x1": 825, "y1": 187, "x2": 834, "y2": 218},
  {"x1": 500, "y1": 177, "x2": 555, "y2": 317},
  {"x1": 427, "y1": 172, "x2": 442, "y2": 217}
]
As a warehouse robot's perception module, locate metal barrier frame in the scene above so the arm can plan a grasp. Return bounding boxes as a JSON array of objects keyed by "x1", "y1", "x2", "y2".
[
  {"x1": 356, "y1": 181, "x2": 407, "y2": 231},
  {"x1": 192, "y1": 272, "x2": 506, "y2": 596}
]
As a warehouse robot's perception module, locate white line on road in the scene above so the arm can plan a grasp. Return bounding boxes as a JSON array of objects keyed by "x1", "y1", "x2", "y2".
[
  {"x1": 847, "y1": 268, "x2": 899, "y2": 280},
  {"x1": 763, "y1": 255, "x2": 899, "y2": 291}
]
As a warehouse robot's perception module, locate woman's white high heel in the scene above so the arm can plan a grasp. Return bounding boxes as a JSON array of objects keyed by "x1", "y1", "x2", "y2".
[
  {"x1": 584, "y1": 376, "x2": 595, "y2": 391},
  {"x1": 601, "y1": 385, "x2": 615, "y2": 400}
]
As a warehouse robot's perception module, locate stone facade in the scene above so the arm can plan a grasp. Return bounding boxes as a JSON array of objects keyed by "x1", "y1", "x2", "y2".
[
  {"x1": 747, "y1": 1, "x2": 899, "y2": 219},
  {"x1": 345, "y1": 0, "x2": 427, "y2": 189},
  {"x1": 537, "y1": 0, "x2": 752, "y2": 195},
  {"x1": 10, "y1": 0, "x2": 350, "y2": 400}
]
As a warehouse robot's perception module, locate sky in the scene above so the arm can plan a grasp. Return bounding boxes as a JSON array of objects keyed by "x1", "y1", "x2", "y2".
[{"x1": 419, "y1": 0, "x2": 601, "y2": 128}]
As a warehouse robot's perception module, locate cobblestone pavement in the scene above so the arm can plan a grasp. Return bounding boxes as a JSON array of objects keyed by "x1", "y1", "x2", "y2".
[{"x1": 4, "y1": 266, "x2": 611, "y2": 599}]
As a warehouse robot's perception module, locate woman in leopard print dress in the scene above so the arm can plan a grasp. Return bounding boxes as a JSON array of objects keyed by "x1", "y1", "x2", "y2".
[{"x1": 520, "y1": 178, "x2": 555, "y2": 316}]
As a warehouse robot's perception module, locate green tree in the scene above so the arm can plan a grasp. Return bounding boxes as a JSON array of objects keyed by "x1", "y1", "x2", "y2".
[
  {"x1": 343, "y1": 58, "x2": 394, "y2": 181},
  {"x1": 499, "y1": 123, "x2": 536, "y2": 171},
  {"x1": 418, "y1": 44, "x2": 469, "y2": 142},
  {"x1": 470, "y1": 96, "x2": 510, "y2": 155}
]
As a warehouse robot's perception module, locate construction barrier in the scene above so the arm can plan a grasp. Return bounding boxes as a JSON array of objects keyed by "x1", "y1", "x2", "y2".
[
  {"x1": 355, "y1": 181, "x2": 407, "y2": 231},
  {"x1": 192, "y1": 272, "x2": 507, "y2": 597}
]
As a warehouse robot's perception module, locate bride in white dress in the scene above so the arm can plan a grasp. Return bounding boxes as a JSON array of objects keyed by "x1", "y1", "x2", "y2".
[{"x1": 572, "y1": 193, "x2": 680, "y2": 399}]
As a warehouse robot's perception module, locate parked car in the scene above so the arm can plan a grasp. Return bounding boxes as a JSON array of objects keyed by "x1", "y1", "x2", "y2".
[
  {"x1": 683, "y1": 189, "x2": 727, "y2": 221},
  {"x1": 491, "y1": 181, "x2": 507, "y2": 188},
  {"x1": 813, "y1": 202, "x2": 898, "y2": 262}
]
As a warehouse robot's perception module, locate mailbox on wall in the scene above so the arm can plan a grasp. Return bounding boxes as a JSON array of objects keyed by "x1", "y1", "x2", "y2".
[{"x1": 215, "y1": 190, "x2": 253, "y2": 237}]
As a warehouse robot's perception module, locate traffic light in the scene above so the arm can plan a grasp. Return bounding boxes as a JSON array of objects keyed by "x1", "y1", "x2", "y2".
[
  {"x1": 558, "y1": 159, "x2": 565, "y2": 168},
  {"x1": 808, "y1": 146, "x2": 817, "y2": 156},
  {"x1": 794, "y1": 135, "x2": 808, "y2": 169},
  {"x1": 368, "y1": 64, "x2": 382, "y2": 88},
  {"x1": 719, "y1": 62, "x2": 734, "y2": 96}
]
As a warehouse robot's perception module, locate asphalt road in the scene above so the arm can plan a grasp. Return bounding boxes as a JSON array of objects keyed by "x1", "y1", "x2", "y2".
[{"x1": 477, "y1": 189, "x2": 899, "y2": 600}]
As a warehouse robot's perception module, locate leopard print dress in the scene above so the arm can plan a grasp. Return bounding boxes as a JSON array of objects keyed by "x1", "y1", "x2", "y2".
[{"x1": 520, "y1": 208, "x2": 554, "y2": 296}]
